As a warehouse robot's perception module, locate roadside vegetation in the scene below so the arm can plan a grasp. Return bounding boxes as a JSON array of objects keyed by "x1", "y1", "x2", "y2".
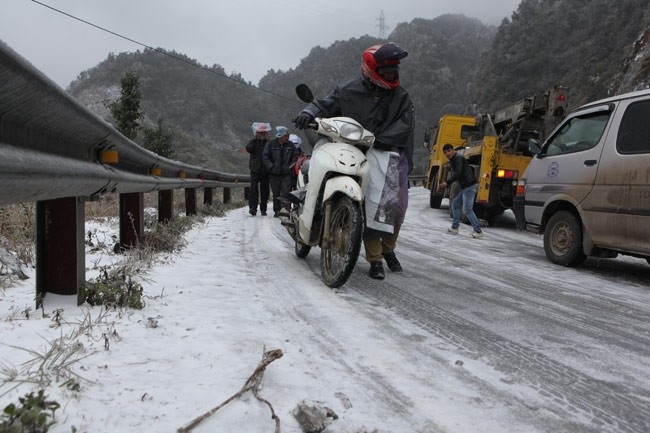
[{"x1": 0, "y1": 189, "x2": 245, "y2": 432}]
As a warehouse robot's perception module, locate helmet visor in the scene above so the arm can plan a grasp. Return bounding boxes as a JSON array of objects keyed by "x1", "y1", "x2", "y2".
[
  {"x1": 376, "y1": 64, "x2": 399, "y2": 73},
  {"x1": 373, "y1": 43, "x2": 408, "y2": 63}
]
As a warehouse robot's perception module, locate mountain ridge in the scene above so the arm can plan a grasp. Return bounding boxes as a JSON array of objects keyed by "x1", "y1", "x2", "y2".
[{"x1": 67, "y1": 2, "x2": 650, "y2": 175}]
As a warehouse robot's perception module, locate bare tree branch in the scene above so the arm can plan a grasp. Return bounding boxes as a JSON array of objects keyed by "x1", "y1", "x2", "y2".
[{"x1": 177, "y1": 348, "x2": 284, "y2": 433}]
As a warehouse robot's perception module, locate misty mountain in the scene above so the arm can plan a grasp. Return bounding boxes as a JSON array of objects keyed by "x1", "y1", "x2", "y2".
[
  {"x1": 67, "y1": 1, "x2": 650, "y2": 175},
  {"x1": 69, "y1": 14, "x2": 494, "y2": 175},
  {"x1": 471, "y1": 0, "x2": 650, "y2": 111}
]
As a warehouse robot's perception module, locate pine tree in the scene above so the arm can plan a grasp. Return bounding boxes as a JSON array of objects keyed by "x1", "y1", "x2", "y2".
[
  {"x1": 143, "y1": 117, "x2": 175, "y2": 158},
  {"x1": 108, "y1": 70, "x2": 143, "y2": 140}
]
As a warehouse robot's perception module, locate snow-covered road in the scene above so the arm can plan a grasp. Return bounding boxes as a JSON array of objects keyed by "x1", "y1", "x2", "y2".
[{"x1": 1, "y1": 187, "x2": 649, "y2": 433}]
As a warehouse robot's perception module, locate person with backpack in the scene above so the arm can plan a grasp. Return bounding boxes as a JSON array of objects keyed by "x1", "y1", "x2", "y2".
[{"x1": 439, "y1": 143, "x2": 484, "y2": 238}]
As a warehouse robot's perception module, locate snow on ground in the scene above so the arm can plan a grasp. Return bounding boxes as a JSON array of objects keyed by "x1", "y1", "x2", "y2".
[{"x1": 0, "y1": 188, "x2": 647, "y2": 433}]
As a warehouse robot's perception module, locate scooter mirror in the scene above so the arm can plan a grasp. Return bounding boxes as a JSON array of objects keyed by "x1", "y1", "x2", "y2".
[{"x1": 295, "y1": 84, "x2": 314, "y2": 103}]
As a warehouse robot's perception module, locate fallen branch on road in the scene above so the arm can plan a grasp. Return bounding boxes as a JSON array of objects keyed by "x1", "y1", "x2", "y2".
[{"x1": 177, "y1": 347, "x2": 284, "y2": 433}]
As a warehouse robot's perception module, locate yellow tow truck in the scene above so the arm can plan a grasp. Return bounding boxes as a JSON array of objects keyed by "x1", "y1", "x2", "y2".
[{"x1": 423, "y1": 86, "x2": 568, "y2": 225}]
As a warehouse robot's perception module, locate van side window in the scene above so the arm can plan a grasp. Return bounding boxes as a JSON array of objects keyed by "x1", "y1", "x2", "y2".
[
  {"x1": 617, "y1": 100, "x2": 650, "y2": 154},
  {"x1": 543, "y1": 112, "x2": 610, "y2": 156}
]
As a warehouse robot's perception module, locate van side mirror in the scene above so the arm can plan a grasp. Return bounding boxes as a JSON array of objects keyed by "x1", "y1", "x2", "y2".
[{"x1": 528, "y1": 138, "x2": 542, "y2": 155}]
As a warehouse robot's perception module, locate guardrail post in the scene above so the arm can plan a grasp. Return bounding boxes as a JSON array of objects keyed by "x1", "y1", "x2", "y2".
[
  {"x1": 203, "y1": 187, "x2": 213, "y2": 206},
  {"x1": 35, "y1": 197, "x2": 85, "y2": 307},
  {"x1": 244, "y1": 186, "x2": 250, "y2": 201},
  {"x1": 185, "y1": 188, "x2": 197, "y2": 216},
  {"x1": 159, "y1": 190, "x2": 173, "y2": 223},
  {"x1": 223, "y1": 187, "x2": 231, "y2": 204},
  {"x1": 119, "y1": 192, "x2": 144, "y2": 250}
]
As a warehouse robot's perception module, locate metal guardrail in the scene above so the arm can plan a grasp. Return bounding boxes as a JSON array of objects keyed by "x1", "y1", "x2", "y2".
[
  {"x1": 0, "y1": 39, "x2": 249, "y2": 206},
  {"x1": 1, "y1": 38, "x2": 429, "y2": 305},
  {"x1": 409, "y1": 175, "x2": 426, "y2": 187}
]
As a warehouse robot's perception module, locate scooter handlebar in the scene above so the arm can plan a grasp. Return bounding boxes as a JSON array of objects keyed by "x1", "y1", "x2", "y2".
[{"x1": 291, "y1": 117, "x2": 318, "y2": 130}]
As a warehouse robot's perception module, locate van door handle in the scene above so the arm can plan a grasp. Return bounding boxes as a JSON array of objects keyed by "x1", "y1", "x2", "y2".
[{"x1": 584, "y1": 160, "x2": 597, "y2": 166}]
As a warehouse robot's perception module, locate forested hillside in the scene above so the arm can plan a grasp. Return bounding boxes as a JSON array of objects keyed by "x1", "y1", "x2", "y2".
[
  {"x1": 69, "y1": 14, "x2": 494, "y2": 174},
  {"x1": 69, "y1": 50, "x2": 279, "y2": 173},
  {"x1": 68, "y1": 0, "x2": 650, "y2": 175},
  {"x1": 259, "y1": 15, "x2": 495, "y2": 173},
  {"x1": 471, "y1": 0, "x2": 650, "y2": 111}
]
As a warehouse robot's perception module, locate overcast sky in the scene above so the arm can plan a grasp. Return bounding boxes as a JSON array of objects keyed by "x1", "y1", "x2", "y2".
[{"x1": 1, "y1": 0, "x2": 521, "y2": 89}]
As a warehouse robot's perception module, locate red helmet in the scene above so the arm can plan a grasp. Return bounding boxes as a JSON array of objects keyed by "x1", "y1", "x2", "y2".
[{"x1": 361, "y1": 42, "x2": 408, "y2": 90}]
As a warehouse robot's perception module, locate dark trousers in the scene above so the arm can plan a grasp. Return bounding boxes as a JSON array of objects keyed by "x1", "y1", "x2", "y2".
[
  {"x1": 249, "y1": 172, "x2": 269, "y2": 213},
  {"x1": 269, "y1": 174, "x2": 291, "y2": 212}
]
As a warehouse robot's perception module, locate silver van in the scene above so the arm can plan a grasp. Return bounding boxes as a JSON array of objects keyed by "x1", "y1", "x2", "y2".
[{"x1": 516, "y1": 89, "x2": 650, "y2": 267}]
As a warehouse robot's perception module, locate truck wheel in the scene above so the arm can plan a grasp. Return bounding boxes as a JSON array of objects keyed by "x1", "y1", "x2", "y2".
[
  {"x1": 544, "y1": 211, "x2": 587, "y2": 266},
  {"x1": 474, "y1": 204, "x2": 494, "y2": 226},
  {"x1": 429, "y1": 173, "x2": 443, "y2": 209}
]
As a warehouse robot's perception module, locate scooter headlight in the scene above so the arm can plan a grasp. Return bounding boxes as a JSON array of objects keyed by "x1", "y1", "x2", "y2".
[
  {"x1": 334, "y1": 120, "x2": 364, "y2": 141},
  {"x1": 338, "y1": 121, "x2": 363, "y2": 141}
]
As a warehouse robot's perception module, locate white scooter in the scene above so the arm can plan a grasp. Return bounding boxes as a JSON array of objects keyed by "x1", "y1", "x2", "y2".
[{"x1": 281, "y1": 84, "x2": 374, "y2": 288}]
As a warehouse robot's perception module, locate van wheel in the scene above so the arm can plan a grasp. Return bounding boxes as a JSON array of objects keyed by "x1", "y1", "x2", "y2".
[{"x1": 544, "y1": 211, "x2": 587, "y2": 266}]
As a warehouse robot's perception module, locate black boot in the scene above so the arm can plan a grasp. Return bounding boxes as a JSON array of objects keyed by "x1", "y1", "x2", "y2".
[
  {"x1": 383, "y1": 252, "x2": 403, "y2": 273},
  {"x1": 369, "y1": 262, "x2": 385, "y2": 280}
]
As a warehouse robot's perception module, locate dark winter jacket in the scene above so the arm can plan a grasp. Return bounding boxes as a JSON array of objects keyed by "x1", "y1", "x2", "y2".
[
  {"x1": 245, "y1": 138, "x2": 267, "y2": 174},
  {"x1": 303, "y1": 77, "x2": 415, "y2": 172},
  {"x1": 262, "y1": 138, "x2": 296, "y2": 176},
  {"x1": 447, "y1": 153, "x2": 477, "y2": 189}
]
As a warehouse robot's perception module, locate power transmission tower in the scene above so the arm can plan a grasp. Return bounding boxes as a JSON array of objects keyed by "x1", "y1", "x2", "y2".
[{"x1": 376, "y1": 10, "x2": 388, "y2": 39}]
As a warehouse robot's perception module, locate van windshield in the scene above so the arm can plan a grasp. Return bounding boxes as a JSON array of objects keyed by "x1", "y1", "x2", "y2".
[{"x1": 543, "y1": 112, "x2": 610, "y2": 156}]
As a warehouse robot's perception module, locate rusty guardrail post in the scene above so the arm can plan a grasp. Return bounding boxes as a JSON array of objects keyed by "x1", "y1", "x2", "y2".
[
  {"x1": 159, "y1": 190, "x2": 173, "y2": 223},
  {"x1": 203, "y1": 187, "x2": 213, "y2": 206},
  {"x1": 119, "y1": 192, "x2": 144, "y2": 250},
  {"x1": 36, "y1": 197, "x2": 85, "y2": 306},
  {"x1": 185, "y1": 188, "x2": 197, "y2": 216}
]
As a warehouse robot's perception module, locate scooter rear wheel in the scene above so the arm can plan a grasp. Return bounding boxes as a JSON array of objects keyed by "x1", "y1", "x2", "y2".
[
  {"x1": 320, "y1": 196, "x2": 363, "y2": 288},
  {"x1": 295, "y1": 240, "x2": 311, "y2": 258}
]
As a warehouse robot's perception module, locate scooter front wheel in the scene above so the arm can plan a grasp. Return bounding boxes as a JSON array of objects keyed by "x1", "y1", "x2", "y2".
[{"x1": 320, "y1": 196, "x2": 363, "y2": 288}]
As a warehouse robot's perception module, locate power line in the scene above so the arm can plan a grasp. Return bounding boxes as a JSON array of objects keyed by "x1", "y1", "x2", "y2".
[{"x1": 31, "y1": 0, "x2": 301, "y2": 106}]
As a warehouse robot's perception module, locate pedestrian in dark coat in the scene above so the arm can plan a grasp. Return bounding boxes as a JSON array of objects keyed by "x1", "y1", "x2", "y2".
[
  {"x1": 245, "y1": 122, "x2": 271, "y2": 216},
  {"x1": 263, "y1": 126, "x2": 297, "y2": 217}
]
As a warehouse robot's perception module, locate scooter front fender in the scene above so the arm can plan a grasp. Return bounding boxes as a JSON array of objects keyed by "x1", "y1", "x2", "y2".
[
  {"x1": 298, "y1": 176, "x2": 364, "y2": 244},
  {"x1": 323, "y1": 176, "x2": 364, "y2": 203}
]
